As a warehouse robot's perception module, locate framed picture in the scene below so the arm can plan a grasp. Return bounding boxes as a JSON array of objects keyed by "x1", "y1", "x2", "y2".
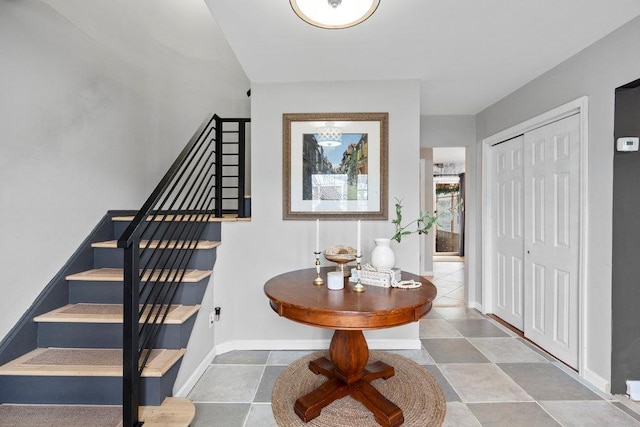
[{"x1": 283, "y1": 112, "x2": 388, "y2": 220}]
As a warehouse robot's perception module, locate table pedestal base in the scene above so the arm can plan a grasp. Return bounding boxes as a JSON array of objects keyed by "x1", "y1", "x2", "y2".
[{"x1": 293, "y1": 330, "x2": 404, "y2": 427}]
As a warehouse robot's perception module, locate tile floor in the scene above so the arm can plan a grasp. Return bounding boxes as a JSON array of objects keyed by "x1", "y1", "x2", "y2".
[
  {"x1": 186, "y1": 262, "x2": 640, "y2": 426},
  {"x1": 430, "y1": 260, "x2": 465, "y2": 308}
]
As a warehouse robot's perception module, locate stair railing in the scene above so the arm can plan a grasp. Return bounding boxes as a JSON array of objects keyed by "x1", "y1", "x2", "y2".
[{"x1": 117, "y1": 114, "x2": 250, "y2": 426}]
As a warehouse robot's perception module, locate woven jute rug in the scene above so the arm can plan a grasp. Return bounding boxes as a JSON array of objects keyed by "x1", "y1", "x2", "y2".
[
  {"x1": 24, "y1": 348, "x2": 161, "y2": 366},
  {"x1": 0, "y1": 404, "x2": 121, "y2": 427},
  {"x1": 272, "y1": 350, "x2": 446, "y2": 427}
]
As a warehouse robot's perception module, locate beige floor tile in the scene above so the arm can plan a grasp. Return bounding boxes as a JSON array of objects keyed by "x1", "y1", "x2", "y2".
[
  {"x1": 442, "y1": 402, "x2": 481, "y2": 427},
  {"x1": 266, "y1": 350, "x2": 313, "y2": 365},
  {"x1": 539, "y1": 400, "x2": 640, "y2": 426},
  {"x1": 468, "y1": 338, "x2": 549, "y2": 363},
  {"x1": 439, "y1": 363, "x2": 532, "y2": 403},
  {"x1": 245, "y1": 403, "x2": 278, "y2": 427},
  {"x1": 444, "y1": 269, "x2": 465, "y2": 282},
  {"x1": 434, "y1": 296, "x2": 466, "y2": 307},
  {"x1": 431, "y1": 277, "x2": 464, "y2": 291},
  {"x1": 187, "y1": 365, "x2": 264, "y2": 402},
  {"x1": 435, "y1": 307, "x2": 484, "y2": 319},
  {"x1": 420, "y1": 319, "x2": 464, "y2": 338},
  {"x1": 441, "y1": 285, "x2": 465, "y2": 300}
]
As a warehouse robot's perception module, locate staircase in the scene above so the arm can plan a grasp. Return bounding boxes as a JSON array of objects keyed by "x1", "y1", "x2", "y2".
[
  {"x1": 0, "y1": 114, "x2": 250, "y2": 426},
  {"x1": 0, "y1": 213, "x2": 223, "y2": 426}
]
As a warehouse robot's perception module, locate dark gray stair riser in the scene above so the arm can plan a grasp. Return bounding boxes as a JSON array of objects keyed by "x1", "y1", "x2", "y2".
[
  {"x1": 93, "y1": 246, "x2": 217, "y2": 270},
  {"x1": 0, "y1": 361, "x2": 180, "y2": 406},
  {"x1": 0, "y1": 213, "x2": 219, "y2": 407},
  {"x1": 37, "y1": 316, "x2": 197, "y2": 349},
  {"x1": 113, "y1": 220, "x2": 221, "y2": 244},
  {"x1": 0, "y1": 215, "x2": 115, "y2": 367},
  {"x1": 68, "y1": 278, "x2": 209, "y2": 306}
]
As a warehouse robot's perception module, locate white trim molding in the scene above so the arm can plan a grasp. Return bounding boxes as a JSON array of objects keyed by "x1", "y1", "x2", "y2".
[
  {"x1": 214, "y1": 338, "x2": 421, "y2": 353},
  {"x1": 583, "y1": 367, "x2": 610, "y2": 394},
  {"x1": 173, "y1": 346, "x2": 218, "y2": 398},
  {"x1": 481, "y1": 96, "x2": 590, "y2": 384}
]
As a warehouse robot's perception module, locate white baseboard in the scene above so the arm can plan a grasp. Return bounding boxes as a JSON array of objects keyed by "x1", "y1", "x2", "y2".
[
  {"x1": 173, "y1": 346, "x2": 218, "y2": 398},
  {"x1": 468, "y1": 301, "x2": 482, "y2": 311},
  {"x1": 583, "y1": 367, "x2": 610, "y2": 393},
  {"x1": 214, "y1": 338, "x2": 421, "y2": 354},
  {"x1": 217, "y1": 339, "x2": 331, "y2": 353}
]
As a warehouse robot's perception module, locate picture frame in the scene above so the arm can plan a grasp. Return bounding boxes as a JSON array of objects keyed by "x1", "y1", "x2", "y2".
[{"x1": 283, "y1": 112, "x2": 388, "y2": 220}]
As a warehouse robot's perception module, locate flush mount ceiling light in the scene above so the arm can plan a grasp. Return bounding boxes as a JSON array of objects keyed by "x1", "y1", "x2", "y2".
[
  {"x1": 316, "y1": 122, "x2": 342, "y2": 147},
  {"x1": 290, "y1": 0, "x2": 380, "y2": 29}
]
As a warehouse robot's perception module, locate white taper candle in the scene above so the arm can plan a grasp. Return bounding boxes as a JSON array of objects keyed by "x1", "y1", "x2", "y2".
[
  {"x1": 357, "y1": 220, "x2": 361, "y2": 255},
  {"x1": 316, "y1": 219, "x2": 320, "y2": 253}
]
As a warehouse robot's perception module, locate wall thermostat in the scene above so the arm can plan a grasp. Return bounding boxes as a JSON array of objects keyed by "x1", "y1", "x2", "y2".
[{"x1": 617, "y1": 137, "x2": 639, "y2": 152}]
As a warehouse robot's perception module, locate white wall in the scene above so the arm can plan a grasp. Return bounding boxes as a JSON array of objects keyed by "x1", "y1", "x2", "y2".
[
  {"x1": 420, "y1": 116, "x2": 478, "y2": 303},
  {"x1": 0, "y1": 0, "x2": 250, "y2": 392},
  {"x1": 475, "y1": 16, "x2": 640, "y2": 389},
  {"x1": 419, "y1": 148, "x2": 435, "y2": 275},
  {"x1": 211, "y1": 80, "x2": 422, "y2": 352}
]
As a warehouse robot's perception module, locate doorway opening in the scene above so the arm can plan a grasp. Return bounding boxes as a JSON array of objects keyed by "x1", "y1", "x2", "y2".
[
  {"x1": 433, "y1": 148, "x2": 465, "y2": 259},
  {"x1": 431, "y1": 147, "x2": 466, "y2": 307}
]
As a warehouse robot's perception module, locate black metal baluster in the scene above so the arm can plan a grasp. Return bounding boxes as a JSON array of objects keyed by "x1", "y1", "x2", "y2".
[
  {"x1": 118, "y1": 114, "x2": 248, "y2": 426},
  {"x1": 123, "y1": 239, "x2": 142, "y2": 427}
]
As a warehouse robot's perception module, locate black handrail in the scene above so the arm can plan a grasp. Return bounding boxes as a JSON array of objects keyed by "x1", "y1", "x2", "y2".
[{"x1": 117, "y1": 114, "x2": 249, "y2": 426}]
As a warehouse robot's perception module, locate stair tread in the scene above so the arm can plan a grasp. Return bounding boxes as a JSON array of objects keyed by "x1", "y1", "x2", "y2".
[
  {"x1": 133, "y1": 397, "x2": 195, "y2": 427},
  {"x1": 34, "y1": 303, "x2": 200, "y2": 324},
  {"x1": 0, "y1": 403, "x2": 122, "y2": 426},
  {"x1": 66, "y1": 268, "x2": 212, "y2": 282},
  {"x1": 112, "y1": 214, "x2": 250, "y2": 222},
  {"x1": 92, "y1": 239, "x2": 220, "y2": 250},
  {"x1": 0, "y1": 348, "x2": 185, "y2": 378},
  {"x1": 0, "y1": 397, "x2": 194, "y2": 427}
]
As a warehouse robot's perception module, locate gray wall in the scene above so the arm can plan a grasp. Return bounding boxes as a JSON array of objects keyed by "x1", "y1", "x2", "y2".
[
  {"x1": 0, "y1": 0, "x2": 249, "y2": 393},
  {"x1": 611, "y1": 81, "x2": 640, "y2": 394},
  {"x1": 476, "y1": 16, "x2": 640, "y2": 388},
  {"x1": 211, "y1": 80, "x2": 423, "y2": 353}
]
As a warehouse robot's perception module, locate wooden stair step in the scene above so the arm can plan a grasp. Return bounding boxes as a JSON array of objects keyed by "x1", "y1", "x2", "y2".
[
  {"x1": 112, "y1": 215, "x2": 250, "y2": 222},
  {"x1": 0, "y1": 348, "x2": 185, "y2": 378},
  {"x1": 0, "y1": 397, "x2": 194, "y2": 427},
  {"x1": 66, "y1": 268, "x2": 211, "y2": 282},
  {"x1": 34, "y1": 303, "x2": 200, "y2": 324},
  {"x1": 0, "y1": 403, "x2": 121, "y2": 426},
  {"x1": 131, "y1": 397, "x2": 195, "y2": 427},
  {"x1": 92, "y1": 239, "x2": 220, "y2": 250}
]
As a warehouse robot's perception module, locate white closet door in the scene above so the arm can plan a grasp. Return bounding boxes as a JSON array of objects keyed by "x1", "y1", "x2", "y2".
[
  {"x1": 523, "y1": 114, "x2": 580, "y2": 369},
  {"x1": 492, "y1": 136, "x2": 525, "y2": 330}
]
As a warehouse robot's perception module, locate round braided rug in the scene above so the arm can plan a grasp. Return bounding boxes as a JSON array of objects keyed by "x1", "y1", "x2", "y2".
[{"x1": 271, "y1": 350, "x2": 446, "y2": 427}]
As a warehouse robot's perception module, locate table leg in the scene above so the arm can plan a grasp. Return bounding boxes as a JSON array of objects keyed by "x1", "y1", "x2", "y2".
[
  {"x1": 294, "y1": 377, "x2": 349, "y2": 421},
  {"x1": 293, "y1": 329, "x2": 404, "y2": 427}
]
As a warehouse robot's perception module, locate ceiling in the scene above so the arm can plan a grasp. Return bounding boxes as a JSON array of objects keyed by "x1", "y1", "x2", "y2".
[{"x1": 206, "y1": 0, "x2": 640, "y2": 115}]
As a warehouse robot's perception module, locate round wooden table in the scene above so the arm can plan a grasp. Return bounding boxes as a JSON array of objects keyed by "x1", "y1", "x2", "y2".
[{"x1": 264, "y1": 268, "x2": 437, "y2": 427}]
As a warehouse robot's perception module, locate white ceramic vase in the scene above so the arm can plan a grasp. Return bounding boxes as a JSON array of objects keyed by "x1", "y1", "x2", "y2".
[{"x1": 370, "y1": 238, "x2": 396, "y2": 270}]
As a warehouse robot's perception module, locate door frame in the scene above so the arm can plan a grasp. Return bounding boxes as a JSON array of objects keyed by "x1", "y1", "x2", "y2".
[{"x1": 481, "y1": 96, "x2": 589, "y2": 376}]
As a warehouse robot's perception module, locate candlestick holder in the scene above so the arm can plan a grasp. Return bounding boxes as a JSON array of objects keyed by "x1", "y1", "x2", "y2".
[
  {"x1": 313, "y1": 251, "x2": 325, "y2": 286},
  {"x1": 352, "y1": 254, "x2": 365, "y2": 292}
]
